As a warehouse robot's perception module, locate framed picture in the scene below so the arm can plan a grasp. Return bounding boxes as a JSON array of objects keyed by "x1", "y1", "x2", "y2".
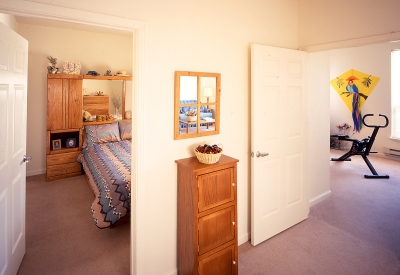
[{"x1": 52, "y1": 139, "x2": 61, "y2": 150}]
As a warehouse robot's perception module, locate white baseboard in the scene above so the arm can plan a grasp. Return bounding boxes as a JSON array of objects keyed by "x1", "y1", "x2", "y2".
[
  {"x1": 239, "y1": 233, "x2": 250, "y2": 245},
  {"x1": 309, "y1": 190, "x2": 331, "y2": 207},
  {"x1": 26, "y1": 169, "x2": 46, "y2": 177},
  {"x1": 162, "y1": 269, "x2": 177, "y2": 275}
]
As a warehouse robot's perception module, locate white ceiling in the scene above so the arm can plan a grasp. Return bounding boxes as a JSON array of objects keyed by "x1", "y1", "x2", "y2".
[{"x1": 15, "y1": 15, "x2": 132, "y2": 36}]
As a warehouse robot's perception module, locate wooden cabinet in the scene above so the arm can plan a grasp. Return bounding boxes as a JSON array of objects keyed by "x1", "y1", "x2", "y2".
[
  {"x1": 47, "y1": 74, "x2": 83, "y2": 130},
  {"x1": 46, "y1": 74, "x2": 83, "y2": 181},
  {"x1": 45, "y1": 128, "x2": 82, "y2": 181},
  {"x1": 176, "y1": 155, "x2": 239, "y2": 275}
]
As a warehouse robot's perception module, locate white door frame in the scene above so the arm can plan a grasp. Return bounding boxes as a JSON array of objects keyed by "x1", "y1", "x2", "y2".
[{"x1": 0, "y1": 2, "x2": 146, "y2": 274}]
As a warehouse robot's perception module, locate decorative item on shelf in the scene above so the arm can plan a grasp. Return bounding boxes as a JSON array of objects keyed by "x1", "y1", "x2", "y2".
[
  {"x1": 185, "y1": 109, "x2": 197, "y2": 122},
  {"x1": 194, "y1": 144, "x2": 223, "y2": 164},
  {"x1": 104, "y1": 70, "x2": 112, "y2": 76},
  {"x1": 63, "y1": 61, "x2": 81, "y2": 74},
  {"x1": 47, "y1": 56, "x2": 61, "y2": 74},
  {"x1": 106, "y1": 114, "x2": 114, "y2": 121},
  {"x1": 336, "y1": 122, "x2": 352, "y2": 135},
  {"x1": 86, "y1": 70, "x2": 100, "y2": 76},
  {"x1": 111, "y1": 91, "x2": 122, "y2": 119},
  {"x1": 83, "y1": 88, "x2": 88, "y2": 96},
  {"x1": 95, "y1": 91, "x2": 104, "y2": 96},
  {"x1": 125, "y1": 110, "x2": 132, "y2": 120},
  {"x1": 66, "y1": 138, "x2": 77, "y2": 148},
  {"x1": 82, "y1": 110, "x2": 93, "y2": 122},
  {"x1": 96, "y1": 115, "x2": 104, "y2": 122},
  {"x1": 114, "y1": 70, "x2": 129, "y2": 76},
  {"x1": 52, "y1": 139, "x2": 61, "y2": 150}
]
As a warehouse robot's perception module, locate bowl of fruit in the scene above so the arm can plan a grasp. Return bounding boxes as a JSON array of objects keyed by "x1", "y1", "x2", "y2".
[{"x1": 194, "y1": 144, "x2": 223, "y2": 164}]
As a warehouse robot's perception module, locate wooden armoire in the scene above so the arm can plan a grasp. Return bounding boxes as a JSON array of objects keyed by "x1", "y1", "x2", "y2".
[{"x1": 46, "y1": 74, "x2": 83, "y2": 181}]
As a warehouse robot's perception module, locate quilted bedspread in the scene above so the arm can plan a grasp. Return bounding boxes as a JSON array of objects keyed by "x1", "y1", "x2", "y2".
[{"x1": 78, "y1": 139, "x2": 131, "y2": 228}]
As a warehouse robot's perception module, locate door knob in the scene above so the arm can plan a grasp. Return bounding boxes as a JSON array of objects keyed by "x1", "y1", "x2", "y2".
[
  {"x1": 256, "y1": 151, "x2": 269, "y2": 158},
  {"x1": 23, "y1": 155, "x2": 32, "y2": 163}
]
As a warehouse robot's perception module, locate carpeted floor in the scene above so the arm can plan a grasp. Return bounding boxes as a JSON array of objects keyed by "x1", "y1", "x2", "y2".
[
  {"x1": 238, "y1": 150, "x2": 400, "y2": 275},
  {"x1": 18, "y1": 150, "x2": 400, "y2": 274},
  {"x1": 17, "y1": 174, "x2": 130, "y2": 275}
]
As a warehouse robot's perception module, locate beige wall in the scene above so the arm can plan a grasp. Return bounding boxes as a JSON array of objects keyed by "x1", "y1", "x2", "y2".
[
  {"x1": 329, "y1": 42, "x2": 400, "y2": 153},
  {"x1": 131, "y1": 2, "x2": 300, "y2": 274},
  {"x1": 1, "y1": 1, "x2": 334, "y2": 275},
  {"x1": 298, "y1": 0, "x2": 400, "y2": 50},
  {"x1": 16, "y1": 24, "x2": 133, "y2": 175},
  {"x1": 0, "y1": 13, "x2": 17, "y2": 30}
]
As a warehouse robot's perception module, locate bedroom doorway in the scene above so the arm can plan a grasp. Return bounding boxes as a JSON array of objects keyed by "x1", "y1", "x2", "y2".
[{"x1": 0, "y1": 7, "x2": 146, "y2": 275}]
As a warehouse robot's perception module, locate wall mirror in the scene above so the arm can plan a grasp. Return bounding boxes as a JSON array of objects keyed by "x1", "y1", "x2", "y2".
[
  {"x1": 174, "y1": 71, "x2": 220, "y2": 140},
  {"x1": 82, "y1": 77, "x2": 132, "y2": 122}
]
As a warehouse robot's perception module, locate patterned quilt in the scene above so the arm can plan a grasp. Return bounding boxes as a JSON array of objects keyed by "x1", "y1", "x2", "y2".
[{"x1": 78, "y1": 139, "x2": 131, "y2": 228}]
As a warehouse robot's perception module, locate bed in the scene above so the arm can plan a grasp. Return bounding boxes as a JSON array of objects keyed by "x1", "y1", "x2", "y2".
[{"x1": 77, "y1": 121, "x2": 132, "y2": 228}]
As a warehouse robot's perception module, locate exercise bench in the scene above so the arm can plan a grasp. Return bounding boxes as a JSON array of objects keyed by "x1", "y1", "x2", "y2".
[{"x1": 330, "y1": 114, "x2": 389, "y2": 179}]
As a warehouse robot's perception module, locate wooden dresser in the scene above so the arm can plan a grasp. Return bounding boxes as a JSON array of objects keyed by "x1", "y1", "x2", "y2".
[{"x1": 176, "y1": 155, "x2": 239, "y2": 275}]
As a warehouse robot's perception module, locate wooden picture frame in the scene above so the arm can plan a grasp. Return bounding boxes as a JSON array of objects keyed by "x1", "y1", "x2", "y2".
[{"x1": 52, "y1": 139, "x2": 61, "y2": 150}]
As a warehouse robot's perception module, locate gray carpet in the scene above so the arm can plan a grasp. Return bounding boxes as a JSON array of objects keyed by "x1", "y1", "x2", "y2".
[
  {"x1": 17, "y1": 174, "x2": 130, "y2": 275},
  {"x1": 18, "y1": 150, "x2": 400, "y2": 274},
  {"x1": 238, "y1": 150, "x2": 400, "y2": 275}
]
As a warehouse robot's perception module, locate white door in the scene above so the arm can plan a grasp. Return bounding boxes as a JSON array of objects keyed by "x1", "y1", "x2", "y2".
[
  {"x1": 250, "y1": 44, "x2": 309, "y2": 246},
  {"x1": 0, "y1": 22, "x2": 29, "y2": 275}
]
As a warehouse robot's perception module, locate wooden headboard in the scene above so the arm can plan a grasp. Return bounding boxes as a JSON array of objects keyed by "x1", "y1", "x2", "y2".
[{"x1": 83, "y1": 96, "x2": 109, "y2": 116}]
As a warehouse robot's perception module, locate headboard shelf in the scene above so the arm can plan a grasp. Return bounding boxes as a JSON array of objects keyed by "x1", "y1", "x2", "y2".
[{"x1": 83, "y1": 119, "x2": 132, "y2": 126}]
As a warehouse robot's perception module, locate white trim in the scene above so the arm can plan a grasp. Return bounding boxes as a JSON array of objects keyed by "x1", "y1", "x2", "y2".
[
  {"x1": 0, "y1": 3, "x2": 146, "y2": 275},
  {"x1": 309, "y1": 190, "x2": 331, "y2": 207},
  {"x1": 238, "y1": 233, "x2": 250, "y2": 245},
  {"x1": 299, "y1": 31, "x2": 400, "y2": 52},
  {"x1": 26, "y1": 169, "x2": 45, "y2": 177}
]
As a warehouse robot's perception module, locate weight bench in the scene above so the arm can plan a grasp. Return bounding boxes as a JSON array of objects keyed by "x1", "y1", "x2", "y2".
[{"x1": 330, "y1": 114, "x2": 389, "y2": 179}]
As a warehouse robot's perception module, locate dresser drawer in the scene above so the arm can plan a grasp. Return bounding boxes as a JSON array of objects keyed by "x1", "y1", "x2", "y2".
[
  {"x1": 198, "y1": 167, "x2": 235, "y2": 212},
  {"x1": 198, "y1": 245, "x2": 236, "y2": 275},
  {"x1": 47, "y1": 162, "x2": 81, "y2": 177},
  {"x1": 198, "y1": 205, "x2": 235, "y2": 255},
  {"x1": 47, "y1": 151, "x2": 80, "y2": 166}
]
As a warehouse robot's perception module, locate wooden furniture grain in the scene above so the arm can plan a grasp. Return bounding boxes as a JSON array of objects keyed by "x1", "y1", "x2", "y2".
[
  {"x1": 45, "y1": 128, "x2": 82, "y2": 181},
  {"x1": 46, "y1": 74, "x2": 83, "y2": 181},
  {"x1": 47, "y1": 74, "x2": 83, "y2": 131},
  {"x1": 46, "y1": 74, "x2": 132, "y2": 181},
  {"x1": 176, "y1": 155, "x2": 239, "y2": 275},
  {"x1": 83, "y1": 95, "x2": 109, "y2": 116}
]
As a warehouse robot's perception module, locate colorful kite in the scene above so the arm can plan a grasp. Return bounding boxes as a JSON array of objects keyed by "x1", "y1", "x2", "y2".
[{"x1": 330, "y1": 69, "x2": 380, "y2": 132}]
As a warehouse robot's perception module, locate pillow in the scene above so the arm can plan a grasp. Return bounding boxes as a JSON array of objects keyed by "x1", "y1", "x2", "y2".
[
  {"x1": 200, "y1": 106, "x2": 207, "y2": 112},
  {"x1": 182, "y1": 106, "x2": 190, "y2": 113},
  {"x1": 119, "y1": 121, "x2": 132, "y2": 140},
  {"x1": 83, "y1": 122, "x2": 121, "y2": 147}
]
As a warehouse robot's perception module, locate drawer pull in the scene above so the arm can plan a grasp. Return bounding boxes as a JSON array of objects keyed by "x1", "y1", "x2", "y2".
[
  {"x1": 232, "y1": 183, "x2": 235, "y2": 186},
  {"x1": 232, "y1": 222, "x2": 235, "y2": 225},
  {"x1": 233, "y1": 261, "x2": 236, "y2": 265}
]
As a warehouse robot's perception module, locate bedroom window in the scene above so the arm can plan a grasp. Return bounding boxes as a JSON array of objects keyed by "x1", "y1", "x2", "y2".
[{"x1": 391, "y1": 50, "x2": 400, "y2": 139}]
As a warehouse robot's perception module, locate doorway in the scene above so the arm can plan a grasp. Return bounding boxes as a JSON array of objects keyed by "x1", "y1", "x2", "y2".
[{"x1": 0, "y1": 9, "x2": 146, "y2": 275}]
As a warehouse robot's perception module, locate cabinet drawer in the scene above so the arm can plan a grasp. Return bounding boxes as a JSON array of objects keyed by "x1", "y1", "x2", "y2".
[
  {"x1": 47, "y1": 151, "x2": 80, "y2": 166},
  {"x1": 198, "y1": 168, "x2": 235, "y2": 212},
  {"x1": 198, "y1": 245, "x2": 236, "y2": 275},
  {"x1": 198, "y1": 205, "x2": 235, "y2": 255},
  {"x1": 47, "y1": 162, "x2": 81, "y2": 177}
]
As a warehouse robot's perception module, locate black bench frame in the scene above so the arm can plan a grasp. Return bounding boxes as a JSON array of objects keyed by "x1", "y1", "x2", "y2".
[{"x1": 331, "y1": 114, "x2": 389, "y2": 179}]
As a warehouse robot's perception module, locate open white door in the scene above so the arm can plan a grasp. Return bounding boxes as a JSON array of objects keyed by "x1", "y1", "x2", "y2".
[
  {"x1": 0, "y1": 22, "x2": 29, "y2": 275},
  {"x1": 250, "y1": 44, "x2": 309, "y2": 246}
]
